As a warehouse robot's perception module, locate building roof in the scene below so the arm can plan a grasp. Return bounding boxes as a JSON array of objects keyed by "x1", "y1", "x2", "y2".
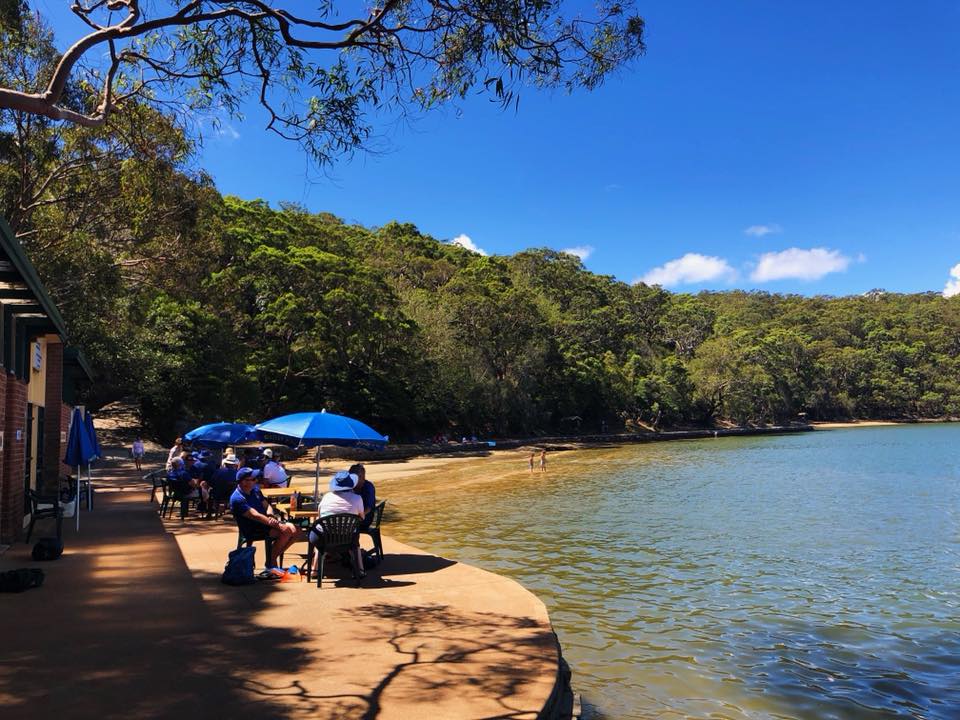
[{"x1": 0, "y1": 216, "x2": 91, "y2": 382}]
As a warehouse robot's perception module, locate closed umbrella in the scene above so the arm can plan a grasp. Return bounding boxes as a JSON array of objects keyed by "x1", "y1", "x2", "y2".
[
  {"x1": 255, "y1": 410, "x2": 388, "y2": 499},
  {"x1": 83, "y1": 410, "x2": 101, "y2": 460},
  {"x1": 63, "y1": 407, "x2": 95, "y2": 530},
  {"x1": 83, "y1": 410, "x2": 100, "y2": 512},
  {"x1": 184, "y1": 422, "x2": 258, "y2": 448}
]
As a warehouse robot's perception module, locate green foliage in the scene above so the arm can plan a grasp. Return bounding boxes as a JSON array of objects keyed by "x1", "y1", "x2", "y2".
[{"x1": 2, "y1": 20, "x2": 959, "y2": 437}]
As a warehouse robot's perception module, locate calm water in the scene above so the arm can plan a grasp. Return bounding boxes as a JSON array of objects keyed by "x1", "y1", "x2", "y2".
[{"x1": 383, "y1": 426, "x2": 960, "y2": 719}]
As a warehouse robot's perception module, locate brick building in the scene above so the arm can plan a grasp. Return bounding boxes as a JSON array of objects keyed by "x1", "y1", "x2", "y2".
[{"x1": 0, "y1": 217, "x2": 91, "y2": 545}]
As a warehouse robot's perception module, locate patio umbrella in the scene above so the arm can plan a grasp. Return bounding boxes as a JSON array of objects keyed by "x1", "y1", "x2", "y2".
[
  {"x1": 63, "y1": 407, "x2": 95, "y2": 531},
  {"x1": 184, "y1": 422, "x2": 258, "y2": 448},
  {"x1": 82, "y1": 410, "x2": 101, "y2": 512},
  {"x1": 255, "y1": 410, "x2": 388, "y2": 499},
  {"x1": 83, "y1": 410, "x2": 101, "y2": 460}
]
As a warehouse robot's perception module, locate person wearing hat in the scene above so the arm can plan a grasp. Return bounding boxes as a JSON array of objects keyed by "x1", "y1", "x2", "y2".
[
  {"x1": 261, "y1": 448, "x2": 290, "y2": 488},
  {"x1": 209, "y1": 453, "x2": 241, "y2": 515},
  {"x1": 309, "y1": 470, "x2": 366, "y2": 576},
  {"x1": 230, "y1": 467, "x2": 301, "y2": 574}
]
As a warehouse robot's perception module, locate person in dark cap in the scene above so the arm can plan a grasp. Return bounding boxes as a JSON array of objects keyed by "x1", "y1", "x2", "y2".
[
  {"x1": 349, "y1": 463, "x2": 376, "y2": 531},
  {"x1": 229, "y1": 467, "x2": 301, "y2": 574}
]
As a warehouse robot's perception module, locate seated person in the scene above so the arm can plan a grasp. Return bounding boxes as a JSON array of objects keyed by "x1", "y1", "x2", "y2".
[
  {"x1": 167, "y1": 457, "x2": 196, "y2": 496},
  {"x1": 349, "y1": 463, "x2": 376, "y2": 531},
  {"x1": 210, "y1": 454, "x2": 240, "y2": 510},
  {"x1": 309, "y1": 470, "x2": 366, "y2": 575},
  {"x1": 260, "y1": 448, "x2": 290, "y2": 488},
  {"x1": 230, "y1": 467, "x2": 301, "y2": 574},
  {"x1": 183, "y1": 452, "x2": 212, "y2": 509}
]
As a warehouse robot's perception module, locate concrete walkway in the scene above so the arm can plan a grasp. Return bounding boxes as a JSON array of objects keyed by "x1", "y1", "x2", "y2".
[{"x1": 0, "y1": 460, "x2": 562, "y2": 719}]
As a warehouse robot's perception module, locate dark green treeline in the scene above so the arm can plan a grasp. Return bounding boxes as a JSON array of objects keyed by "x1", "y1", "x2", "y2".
[{"x1": 24, "y1": 196, "x2": 960, "y2": 439}]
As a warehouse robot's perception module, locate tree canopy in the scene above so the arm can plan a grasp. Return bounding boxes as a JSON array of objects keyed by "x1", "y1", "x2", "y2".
[{"x1": 0, "y1": 0, "x2": 645, "y2": 163}]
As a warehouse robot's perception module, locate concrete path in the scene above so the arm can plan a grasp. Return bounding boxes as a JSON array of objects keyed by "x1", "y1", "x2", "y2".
[{"x1": 0, "y1": 460, "x2": 561, "y2": 719}]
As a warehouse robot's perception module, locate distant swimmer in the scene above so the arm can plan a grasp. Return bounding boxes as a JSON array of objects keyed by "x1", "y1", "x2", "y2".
[
  {"x1": 528, "y1": 451, "x2": 535, "y2": 473},
  {"x1": 540, "y1": 449, "x2": 547, "y2": 472}
]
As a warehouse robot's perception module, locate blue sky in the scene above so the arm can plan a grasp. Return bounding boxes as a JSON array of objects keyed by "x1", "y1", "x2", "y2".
[{"x1": 40, "y1": 1, "x2": 960, "y2": 296}]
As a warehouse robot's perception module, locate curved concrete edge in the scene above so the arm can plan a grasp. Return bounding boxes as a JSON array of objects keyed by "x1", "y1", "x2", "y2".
[
  {"x1": 379, "y1": 535, "x2": 574, "y2": 720},
  {"x1": 170, "y1": 517, "x2": 570, "y2": 720}
]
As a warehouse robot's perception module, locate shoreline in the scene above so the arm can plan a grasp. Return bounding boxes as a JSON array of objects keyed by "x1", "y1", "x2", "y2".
[{"x1": 310, "y1": 423, "x2": 814, "y2": 464}]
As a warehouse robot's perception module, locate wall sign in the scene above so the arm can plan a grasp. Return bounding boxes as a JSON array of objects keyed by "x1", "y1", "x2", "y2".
[
  {"x1": 32, "y1": 342, "x2": 42, "y2": 371},
  {"x1": 15, "y1": 429, "x2": 22, "y2": 441}
]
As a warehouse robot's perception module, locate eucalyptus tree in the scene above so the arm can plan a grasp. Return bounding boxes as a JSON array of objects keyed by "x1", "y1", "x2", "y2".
[{"x1": 0, "y1": 0, "x2": 646, "y2": 164}]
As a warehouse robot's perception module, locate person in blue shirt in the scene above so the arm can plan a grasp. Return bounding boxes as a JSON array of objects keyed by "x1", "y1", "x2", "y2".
[
  {"x1": 349, "y1": 463, "x2": 376, "y2": 531},
  {"x1": 210, "y1": 454, "x2": 240, "y2": 514},
  {"x1": 229, "y1": 466, "x2": 301, "y2": 573}
]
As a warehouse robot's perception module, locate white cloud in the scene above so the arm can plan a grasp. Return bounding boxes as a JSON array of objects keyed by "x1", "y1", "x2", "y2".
[
  {"x1": 944, "y1": 263, "x2": 960, "y2": 298},
  {"x1": 449, "y1": 233, "x2": 488, "y2": 256},
  {"x1": 750, "y1": 247, "x2": 852, "y2": 282},
  {"x1": 561, "y1": 245, "x2": 594, "y2": 261},
  {"x1": 215, "y1": 123, "x2": 241, "y2": 140},
  {"x1": 638, "y1": 253, "x2": 737, "y2": 287},
  {"x1": 745, "y1": 224, "x2": 782, "y2": 237}
]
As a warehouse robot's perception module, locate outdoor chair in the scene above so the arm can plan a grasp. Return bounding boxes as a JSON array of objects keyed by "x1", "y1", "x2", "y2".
[
  {"x1": 145, "y1": 470, "x2": 165, "y2": 502},
  {"x1": 66, "y1": 475, "x2": 94, "y2": 511},
  {"x1": 360, "y1": 500, "x2": 387, "y2": 562},
  {"x1": 160, "y1": 477, "x2": 199, "y2": 519},
  {"x1": 306, "y1": 513, "x2": 362, "y2": 588},
  {"x1": 26, "y1": 489, "x2": 63, "y2": 543},
  {"x1": 235, "y1": 526, "x2": 276, "y2": 567}
]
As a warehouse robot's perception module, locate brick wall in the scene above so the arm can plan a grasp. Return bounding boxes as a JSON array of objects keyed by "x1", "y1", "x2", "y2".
[
  {"x1": 42, "y1": 341, "x2": 64, "y2": 493},
  {"x1": 1, "y1": 374, "x2": 27, "y2": 545}
]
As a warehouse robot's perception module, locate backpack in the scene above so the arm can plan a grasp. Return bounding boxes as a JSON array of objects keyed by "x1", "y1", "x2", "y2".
[
  {"x1": 32, "y1": 537, "x2": 64, "y2": 561},
  {"x1": 0, "y1": 568, "x2": 44, "y2": 593},
  {"x1": 221, "y1": 546, "x2": 256, "y2": 585}
]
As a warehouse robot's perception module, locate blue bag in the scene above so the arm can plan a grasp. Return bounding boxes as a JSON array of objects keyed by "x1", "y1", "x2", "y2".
[{"x1": 221, "y1": 546, "x2": 256, "y2": 585}]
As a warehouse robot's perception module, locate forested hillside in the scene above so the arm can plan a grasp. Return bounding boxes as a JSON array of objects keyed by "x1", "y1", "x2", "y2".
[
  {"x1": 12, "y1": 188, "x2": 960, "y2": 440},
  {"x1": 3, "y1": 5, "x2": 960, "y2": 440}
]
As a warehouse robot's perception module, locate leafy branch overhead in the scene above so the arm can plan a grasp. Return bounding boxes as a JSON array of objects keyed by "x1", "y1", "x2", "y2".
[{"x1": 0, "y1": 0, "x2": 645, "y2": 163}]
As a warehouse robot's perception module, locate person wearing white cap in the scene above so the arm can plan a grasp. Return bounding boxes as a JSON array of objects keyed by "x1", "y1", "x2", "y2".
[
  {"x1": 309, "y1": 470, "x2": 366, "y2": 576},
  {"x1": 261, "y1": 447, "x2": 290, "y2": 488},
  {"x1": 209, "y1": 454, "x2": 241, "y2": 514}
]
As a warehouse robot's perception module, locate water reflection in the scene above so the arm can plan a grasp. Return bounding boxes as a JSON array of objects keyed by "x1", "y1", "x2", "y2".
[{"x1": 383, "y1": 426, "x2": 960, "y2": 719}]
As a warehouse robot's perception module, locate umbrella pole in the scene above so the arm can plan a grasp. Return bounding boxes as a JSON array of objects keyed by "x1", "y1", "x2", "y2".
[
  {"x1": 86, "y1": 462, "x2": 93, "y2": 511},
  {"x1": 75, "y1": 463, "x2": 81, "y2": 531},
  {"x1": 313, "y1": 447, "x2": 320, "y2": 501}
]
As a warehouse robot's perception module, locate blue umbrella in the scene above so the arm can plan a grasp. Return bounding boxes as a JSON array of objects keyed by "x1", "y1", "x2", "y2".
[
  {"x1": 64, "y1": 407, "x2": 95, "y2": 530},
  {"x1": 84, "y1": 410, "x2": 101, "y2": 460},
  {"x1": 184, "y1": 422, "x2": 258, "y2": 448},
  {"x1": 255, "y1": 411, "x2": 388, "y2": 498},
  {"x1": 255, "y1": 411, "x2": 387, "y2": 448}
]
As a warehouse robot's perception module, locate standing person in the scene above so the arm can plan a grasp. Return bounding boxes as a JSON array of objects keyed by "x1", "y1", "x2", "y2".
[
  {"x1": 230, "y1": 467, "x2": 301, "y2": 575},
  {"x1": 528, "y1": 452, "x2": 535, "y2": 473},
  {"x1": 261, "y1": 448, "x2": 290, "y2": 488},
  {"x1": 350, "y1": 463, "x2": 376, "y2": 531},
  {"x1": 131, "y1": 436, "x2": 145, "y2": 471},
  {"x1": 165, "y1": 437, "x2": 183, "y2": 471},
  {"x1": 540, "y1": 448, "x2": 547, "y2": 472}
]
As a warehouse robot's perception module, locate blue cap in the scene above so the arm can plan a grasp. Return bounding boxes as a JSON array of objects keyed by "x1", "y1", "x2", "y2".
[{"x1": 237, "y1": 467, "x2": 260, "y2": 482}]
